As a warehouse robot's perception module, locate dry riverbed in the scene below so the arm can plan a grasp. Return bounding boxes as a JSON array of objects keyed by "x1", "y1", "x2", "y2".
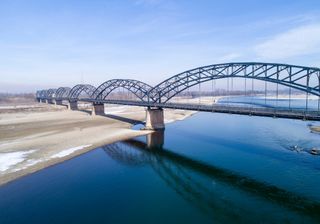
[{"x1": 0, "y1": 103, "x2": 195, "y2": 186}]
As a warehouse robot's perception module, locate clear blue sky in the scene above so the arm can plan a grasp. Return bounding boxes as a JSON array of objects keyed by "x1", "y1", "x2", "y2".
[{"x1": 1, "y1": 0, "x2": 320, "y2": 92}]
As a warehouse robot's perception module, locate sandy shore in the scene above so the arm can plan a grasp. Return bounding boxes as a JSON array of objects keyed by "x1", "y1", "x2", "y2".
[{"x1": 0, "y1": 103, "x2": 195, "y2": 186}]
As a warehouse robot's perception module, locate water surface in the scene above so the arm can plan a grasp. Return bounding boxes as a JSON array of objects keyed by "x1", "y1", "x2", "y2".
[{"x1": 0, "y1": 112, "x2": 320, "y2": 223}]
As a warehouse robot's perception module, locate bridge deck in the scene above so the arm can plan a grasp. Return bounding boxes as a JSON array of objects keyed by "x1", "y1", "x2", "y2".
[{"x1": 48, "y1": 98, "x2": 320, "y2": 121}]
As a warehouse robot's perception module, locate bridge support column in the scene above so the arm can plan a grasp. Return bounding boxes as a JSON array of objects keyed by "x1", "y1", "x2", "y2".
[
  {"x1": 54, "y1": 100, "x2": 63, "y2": 106},
  {"x1": 68, "y1": 101, "x2": 78, "y2": 110},
  {"x1": 145, "y1": 108, "x2": 165, "y2": 130},
  {"x1": 55, "y1": 100, "x2": 63, "y2": 106},
  {"x1": 91, "y1": 103, "x2": 105, "y2": 116},
  {"x1": 147, "y1": 130, "x2": 164, "y2": 149}
]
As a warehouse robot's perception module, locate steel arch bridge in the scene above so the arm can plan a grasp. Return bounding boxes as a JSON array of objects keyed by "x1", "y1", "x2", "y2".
[
  {"x1": 36, "y1": 90, "x2": 47, "y2": 99},
  {"x1": 47, "y1": 89, "x2": 58, "y2": 99},
  {"x1": 68, "y1": 84, "x2": 97, "y2": 101},
  {"x1": 55, "y1": 87, "x2": 71, "y2": 99},
  {"x1": 92, "y1": 79, "x2": 152, "y2": 101},
  {"x1": 36, "y1": 62, "x2": 320, "y2": 121},
  {"x1": 148, "y1": 62, "x2": 320, "y2": 103}
]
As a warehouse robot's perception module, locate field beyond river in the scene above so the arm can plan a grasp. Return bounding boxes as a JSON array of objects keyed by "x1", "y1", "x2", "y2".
[{"x1": 0, "y1": 99, "x2": 194, "y2": 186}]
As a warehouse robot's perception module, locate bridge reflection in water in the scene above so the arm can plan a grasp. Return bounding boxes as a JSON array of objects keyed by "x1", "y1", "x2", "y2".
[{"x1": 102, "y1": 132, "x2": 320, "y2": 222}]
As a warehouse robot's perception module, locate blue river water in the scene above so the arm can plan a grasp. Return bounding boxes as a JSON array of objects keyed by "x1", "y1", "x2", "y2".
[
  {"x1": 0, "y1": 111, "x2": 320, "y2": 223},
  {"x1": 218, "y1": 95, "x2": 320, "y2": 111}
]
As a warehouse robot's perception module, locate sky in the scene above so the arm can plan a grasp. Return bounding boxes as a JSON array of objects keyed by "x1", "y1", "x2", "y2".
[{"x1": 1, "y1": 0, "x2": 320, "y2": 92}]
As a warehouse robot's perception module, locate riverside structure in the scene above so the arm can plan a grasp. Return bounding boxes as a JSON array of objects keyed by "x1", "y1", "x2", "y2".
[{"x1": 36, "y1": 62, "x2": 320, "y2": 129}]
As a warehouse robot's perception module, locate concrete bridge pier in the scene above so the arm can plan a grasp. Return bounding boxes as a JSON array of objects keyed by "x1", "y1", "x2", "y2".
[
  {"x1": 145, "y1": 107, "x2": 165, "y2": 130},
  {"x1": 54, "y1": 100, "x2": 63, "y2": 106},
  {"x1": 68, "y1": 101, "x2": 78, "y2": 110},
  {"x1": 91, "y1": 103, "x2": 105, "y2": 116}
]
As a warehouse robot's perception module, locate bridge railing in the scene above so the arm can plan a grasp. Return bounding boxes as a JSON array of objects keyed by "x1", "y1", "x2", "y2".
[{"x1": 80, "y1": 98, "x2": 320, "y2": 116}]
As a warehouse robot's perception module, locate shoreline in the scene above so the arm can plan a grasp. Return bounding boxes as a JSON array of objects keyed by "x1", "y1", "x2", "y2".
[
  {"x1": 0, "y1": 105, "x2": 195, "y2": 186},
  {"x1": 0, "y1": 130, "x2": 151, "y2": 187}
]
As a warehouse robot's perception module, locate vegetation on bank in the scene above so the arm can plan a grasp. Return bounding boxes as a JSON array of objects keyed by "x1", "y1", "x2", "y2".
[{"x1": 0, "y1": 93, "x2": 36, "y2": 105}]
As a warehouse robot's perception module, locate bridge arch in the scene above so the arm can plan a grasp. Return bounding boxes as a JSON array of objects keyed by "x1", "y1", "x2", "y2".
[
  {"x1": 40, "y1": 90, "x2": 48, "y2": 99},
  {"x1": 93, "y1": 79, "x2": 152, "y2": 102},
  {"x1": 149, "y1": 62, "x2": 320, "y2": 103},
  {"x1": 55, "y1": 87, "x2": 71, "y2": 99},
  {"x1": 36, "y1": 90, "x2": 43, "y2": 99},
  {"x1": 47, "y1": 88, "x2": 57, "y2": 99},
  {"x1": 68, "y1": 84, "x2": 96, "y2": 101}
]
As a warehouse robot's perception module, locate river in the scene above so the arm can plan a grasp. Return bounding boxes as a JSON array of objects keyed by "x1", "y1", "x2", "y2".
[{"x1": 0, "y1": 108, "x2": 319, "y2": 223}]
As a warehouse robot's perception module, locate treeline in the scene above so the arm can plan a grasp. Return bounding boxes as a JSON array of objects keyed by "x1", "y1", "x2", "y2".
[
  {"x1": 0, "y1": 93, "x2": 36, "y2": 104},
  {"x1": 0, "y1": 93, "x2": 35, "y2": 98}
]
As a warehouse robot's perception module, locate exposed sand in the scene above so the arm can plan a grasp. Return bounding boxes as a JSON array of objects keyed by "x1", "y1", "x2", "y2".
[{"x1": 0, "y1": 103, "x2": 195, "y2": 186}]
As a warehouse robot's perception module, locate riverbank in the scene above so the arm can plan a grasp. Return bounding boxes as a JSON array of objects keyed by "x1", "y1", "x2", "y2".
[{"x1": 0, "y1": 103, "x2": 195, "y2": 186}]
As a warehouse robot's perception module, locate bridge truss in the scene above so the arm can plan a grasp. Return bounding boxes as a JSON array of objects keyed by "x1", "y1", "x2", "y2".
[
  {"x1": 92, "y1": 79, "x2": 152, "y2": 102},
  {"x1": 36, "y1": 62, "x2": 320, "y2": 119},
  {"x1": 149, "y1": 62, "x2": 320, "y2": 103}
]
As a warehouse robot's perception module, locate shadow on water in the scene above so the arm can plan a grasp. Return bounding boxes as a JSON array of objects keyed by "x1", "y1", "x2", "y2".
[{"x1": 102, "y1": 132, "x2": 320, "y2": 222}]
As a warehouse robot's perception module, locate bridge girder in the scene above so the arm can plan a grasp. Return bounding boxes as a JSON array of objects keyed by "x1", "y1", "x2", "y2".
[
  {"x1": 92, "y1": 79, "x2": 152, "y2": 102},
  {"x1": 149, "y1": 62, "x2": 320, "y2": 103}
]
